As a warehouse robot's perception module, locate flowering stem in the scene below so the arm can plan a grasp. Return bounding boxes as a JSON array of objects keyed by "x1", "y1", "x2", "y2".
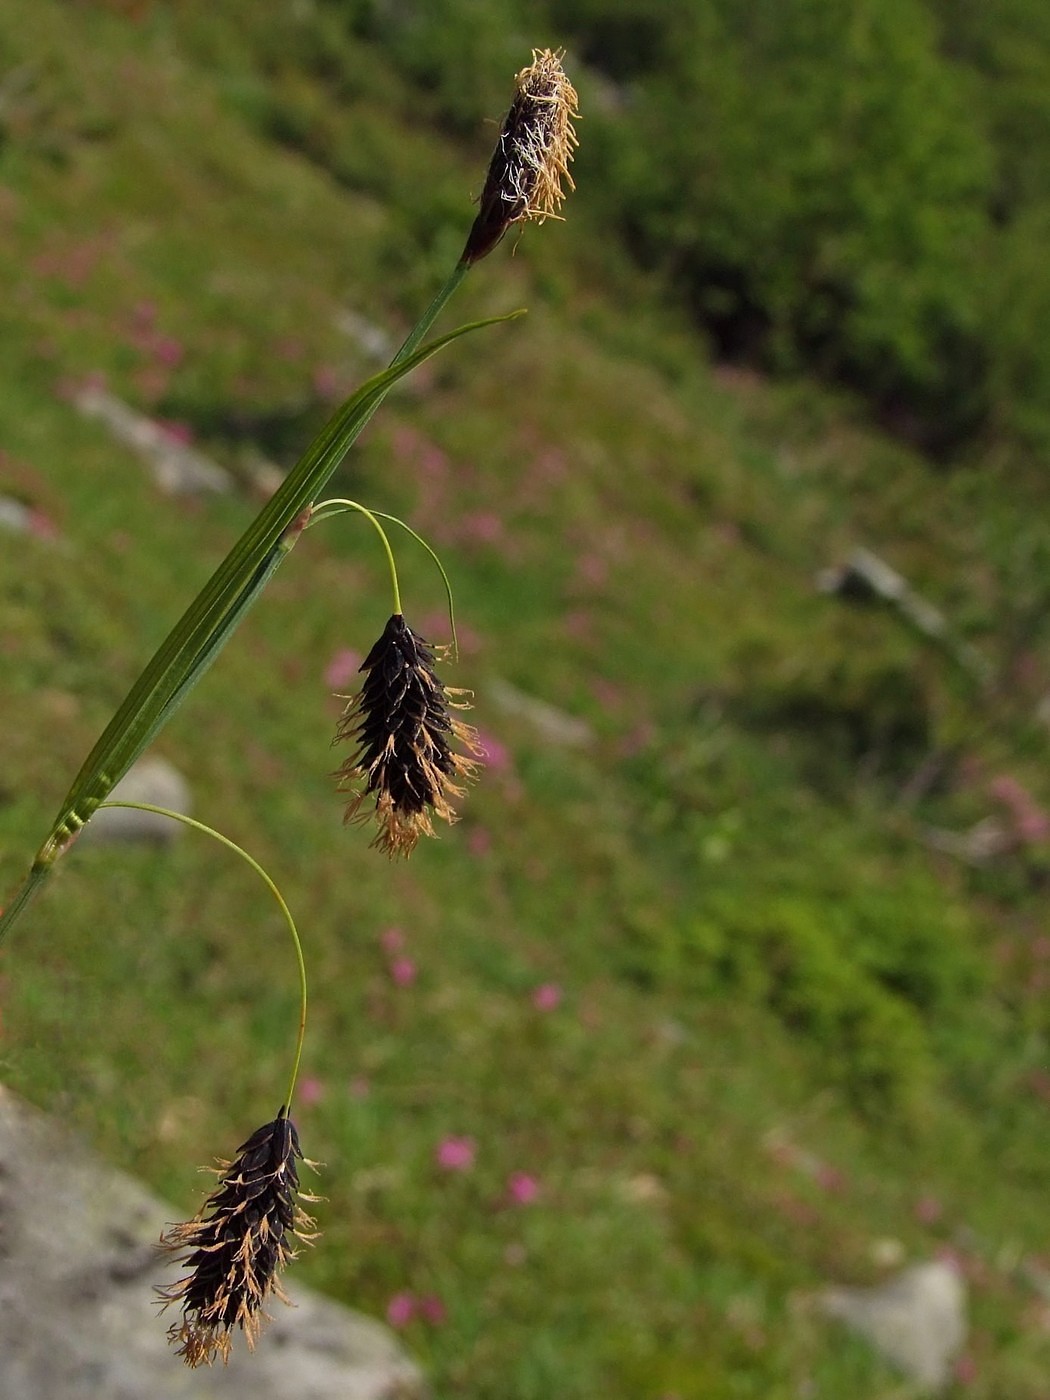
[
  {"x1": 99, "y1": 802, "x2": 308, "y2": 1113},
  {"x1": 311, "y1": 503, "x2": 461, "y2": 658},
  {"x1": 308, "y1": 500, "x2": 402, "y2": 616},
  {"x1": 0, "y1": 298, "x2": 520, "y2": 947}
]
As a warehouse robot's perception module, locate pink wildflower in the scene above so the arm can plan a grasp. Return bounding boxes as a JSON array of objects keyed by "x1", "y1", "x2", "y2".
[
  {"x1": 157, "y1": 419, "x2": 194, "y2": 445},
  {"x1": 467, "y1": 826, "x2": 492, "y2": 858},
  {"x1": 418, "y1": 1294, "x2": 448, "y2": 1326},
  {"x1": 953, "y1": 1354, "x2": 978, "y2": 1385},
  {"x1": 813, "y1": 1161, "x2": 846, "y2": 1194},
  {"x1": 297, "y1": 1075, "x2": 325, "y2": 1107},
  {"x1": 458, "y1": 510, "x2": 504, "y2": 547},
  {"x1": 507, "y1": 1171, "x2": 540, "y2": 1206},
  {"x1": 388, "y1": 956, "x2": 417, "y2": 987},
  {"x1": 386, "y1": 1292, "x2": 416, "y2": 1328},
  {"x1": 474, "y1": 731, "x2": 511, "y2": 773},
  {"x1": 325, "y1": 647, "x2": 362, "y2": 690},
  {"x1": 532, "y1": 983, "x2": 562, "y2": 1012},
  {"x1": 132, "y1": 300, "x2": 157, "y2": 329},
  {"x1": 574, "y1": 552, "x2": 608, "y2": 588},
  {"x1": 914, "y1": 1194, "x2": 943, "y2": 1226},
  {"x1": 435, "y1": 1136, "x2": 475, "y2": 1172},
  {"x1": 151, "y1": 334, "x2": 184, "y2": 368},
  {"x1": 988, "y1": 774, "x2": 1050, "y2": 843},
  {"x1": 380, "y1": 926, "x2": 406, "y2": 955},
  {"x1": 312, "y1": 365, "x2": 342, "y2": 401}
]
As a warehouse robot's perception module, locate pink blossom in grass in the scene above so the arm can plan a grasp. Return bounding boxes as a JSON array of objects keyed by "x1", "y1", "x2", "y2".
[
  {"x1": 24, "y1": 507, "x2": 57, "y2": 541},
  {"x1": 386, "y1": 1292, "x2": 416, "y2": 1328},
  {"x1": 325, "y1": 647, "x2": 363, "y2": 690},
  {"x1": 418, "y1": 1294, "x2": 447, "y2": 1326},
  {"x1": 297, "y1": 1075, "x2": 325, "y2": 1107},
  {"x1": 953, "y1": 1354, "x2": 978, "y2": 1386},
  {"x1": 914, "y1": 1194, "x2": 943, "y2": 1226},
  {"x1": 467, "y1": 826, "x2": 492, "y2": 858},
  {"x1": 313, "y1": 365, "x2": 344, "y2": 402},
  {"x1": 617, "y1": 720, "x2": 656, "y2": 759},
  {"x1": 380, "y1": 929, "x2": 408, "y2": 963},
  {"x1": 474, "y1": 730, "x2": 511, "y2": 773},
  {"x1": 380, "y1": 926, "x2": 406, "y2": 955},
  {"x1": 458, "y1": 510, "x2": 504, "y2": 548},
  {"x1": 388, "y1": 956, "x2": 417, "y2": 988},
  {"x1": 157, "y1": 418, "x2": 194, "y2": 445},
  {"x1": 532, "y1": 982, "x2": 562, "y2": 1012},
  {"x1": 590, "y1": 677, "x2": 623, "y2": 713},
  {"x1": 574, "y1": 551, "x2": 609, "y2": 589},
  {"x1": 151, "y1": 333, "x2": 184, "y2": 369},
  {"x1": 562, "y1": 607, "x2": 592, "y2": 642},
  {"x1": 435, "y1": 1135, "x2": 475, "y2": 1172},
  {"x1": 988, "y1": 774, "x2": 1050, "y2": 843},
  {"x1": 415, "y1": 610, "x2": 484, "y2": 656},
  {"x1": 132, "y1": 299, "x2": 157, "y2": 329},
  {"x1": 813, "y1": 1161, "x2": 846, "y2": 1194},
  {"x1": 507, "y1": 1171, "x2": 540, "y2": 1206}
]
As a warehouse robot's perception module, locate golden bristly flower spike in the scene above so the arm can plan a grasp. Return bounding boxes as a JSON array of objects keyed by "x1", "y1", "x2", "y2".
[
  {"x1": 333, "y1": 614, "x2": 482, "y2": 858},
  {"x1": 461, "y1": 47, "x2": 580, "y2": 266},
  {"x1": 157, "y1": 1110, "x2": 317, "y2": 1367}
]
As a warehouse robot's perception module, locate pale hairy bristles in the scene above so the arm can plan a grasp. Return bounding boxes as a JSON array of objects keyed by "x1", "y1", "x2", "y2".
[
  {"x1": 462, "y1": 47, "x2": 580, "y2": 265},
  {"x1": 333, "y1": 614, "x2": 482, "y2": 858},
  {"x1": 156, "y1": 1112, "x2": 317, "y2": 1367}
]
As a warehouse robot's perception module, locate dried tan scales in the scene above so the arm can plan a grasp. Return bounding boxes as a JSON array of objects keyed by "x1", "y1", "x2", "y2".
[
  {"x1": 157, "y1": 1112, "x2": 317, "y2": 1367},
  {"x1": 462, "y1": 47, "x2": 580, "y2": 264}
]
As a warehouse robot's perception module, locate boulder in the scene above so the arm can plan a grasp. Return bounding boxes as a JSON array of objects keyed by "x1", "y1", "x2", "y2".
[
  {"x1": 0, "y1": 1086, "x2": 425, "y2": 1399},
  {"x1": 78, "y1": 758, "x2": 192, "y2": 846},
  {"x1": 820, "y1": 1260, "x2": 966, "y2": 1391}
]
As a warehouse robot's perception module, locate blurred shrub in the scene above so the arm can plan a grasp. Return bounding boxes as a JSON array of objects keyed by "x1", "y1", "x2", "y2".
[
  {"x1": 729, "y1": 653, "x2": 932, "y2": 792},
  {"x1": 173, "y1": 0, "x2": 1050, "y2": 458},
  {"x1": 570, "y1": 0, "x2": 993, "y2": 450},
  {"x1": 337, "y1": 0, "x2": 529, "y2": 134},
  {"x1": 672, "y1": 890, "x2": 970, "y2": 1114}
]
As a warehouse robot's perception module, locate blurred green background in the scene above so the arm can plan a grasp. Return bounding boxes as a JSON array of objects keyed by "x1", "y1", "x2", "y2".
[{"x1": 1, "y1": 2, "x2": 1049, "y2": 1395}]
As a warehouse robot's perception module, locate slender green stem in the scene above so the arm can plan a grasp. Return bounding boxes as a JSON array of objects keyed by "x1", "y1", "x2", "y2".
[
  {"x1": 396, "y1": 261, "x2": 469, "y2": 363},
  {"x1": 371, "y1": 509, "x2": 461, "y2": 659},
  {"x1": 100, "y1": 802, "x2": 308, "y2": 1114},
  {"x1": 311, "y1": 503, "x2": 460, "y2": 657},
  {"x1": 0, "y1": 284, "x2": 519, "y2": 948},
  {"x1": 308, "y1": 500, "x2": 402, "y2": 615}
]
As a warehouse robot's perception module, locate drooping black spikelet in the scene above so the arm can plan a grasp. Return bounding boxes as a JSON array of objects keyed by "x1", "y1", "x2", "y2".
[
  {"x1": 157, "y1": 1110, "x2": 316, "y2": 1367},
  {"x1": 333, "y1": 613, "x2": 481, "y2": 857},
  {"x1": 461, "y1": 47, "x2": 579, "y2": 265}
]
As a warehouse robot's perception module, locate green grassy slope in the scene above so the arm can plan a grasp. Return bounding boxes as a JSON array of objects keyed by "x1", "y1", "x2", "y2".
[{"x1": 1, "y1": 6, "x2": 1049, "y2": 1396}]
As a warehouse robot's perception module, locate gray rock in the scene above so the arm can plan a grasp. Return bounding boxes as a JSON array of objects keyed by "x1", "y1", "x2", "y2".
[
  {"x1": 820, "y1": 1260, "x2": 966, "y2": 1391},
  {"x1": 489, "y1": 678, "x2": 594, "y2": 749},
  {"x1": 0, "y1": 495, "x2": 53, "y2": 540},
  {"x1": 77, "y1": 757, "x2": 192, "y2": 846},
  {"x1": 0, "y1": 1085, "x2": 425, "y2": 1400},
  {"x1": 72, "y1": 385, "x2": 231, "y2": 496},
  {"x1": 334, "y1": 309, "x2": 396, "y2": 364}
]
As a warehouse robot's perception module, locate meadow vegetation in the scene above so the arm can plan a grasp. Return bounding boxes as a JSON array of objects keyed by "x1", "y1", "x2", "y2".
[{"x1": 1, "y1": 2, "x2": 1049, "y2": 1395}]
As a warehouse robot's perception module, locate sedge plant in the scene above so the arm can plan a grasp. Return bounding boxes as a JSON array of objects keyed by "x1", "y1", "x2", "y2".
[{"x1": 0, "y1": 49, "x2": 578, "y2": 1365}]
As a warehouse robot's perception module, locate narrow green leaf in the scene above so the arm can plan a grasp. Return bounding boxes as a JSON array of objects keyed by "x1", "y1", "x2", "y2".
[{"x1": 0, "y1": 305, "x2": 520, "y2": 944}]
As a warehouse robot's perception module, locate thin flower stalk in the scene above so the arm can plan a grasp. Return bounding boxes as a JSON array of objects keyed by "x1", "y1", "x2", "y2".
[{"x1": 96, "y1": 801, "x2": 318, "y2": 1365}]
